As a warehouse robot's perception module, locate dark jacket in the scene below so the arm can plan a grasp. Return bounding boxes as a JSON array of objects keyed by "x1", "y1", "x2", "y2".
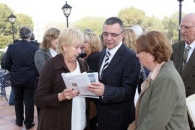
[
  {"x1": 35, "y1": 54, "x2": 94, "y2": 130},
  {"x1": 85, "y1": 52, "x2": 100, "y2": 72},
  {"x1": 5, "y1": 40, "x2": 38, "y2": 87},
  {"x1": 98, "y1": 44, "x2": 141, "y2": 130},
  {"x1": 171, "y1": 41, "x2": 195, "y2": 97}
]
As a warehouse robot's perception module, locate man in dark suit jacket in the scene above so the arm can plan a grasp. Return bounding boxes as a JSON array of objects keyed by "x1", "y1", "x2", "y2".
[
  {"x1": 88, "y1": 17, "x2": 141, "y2": 130},
  {"x1": 171, "y1": 13, "x2": 195, "y2": 130},
  {"x1": 5, "y1": 26, "x2": 38, "y2": 129}
]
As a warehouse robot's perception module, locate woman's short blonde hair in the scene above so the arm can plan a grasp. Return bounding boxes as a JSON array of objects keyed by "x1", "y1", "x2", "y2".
[
  {"x1": 41, "y1": 28, "x2": 60, "y2": 50},
  {"x1": 123, "y1": 28, "x2": 137, "y2": 52},
  {"x1": 57, "y1": 28, "x2": 84, "y2": 54},
  {"x1": 136, "y1": 31, "x2": 173, "y2": 63},
  {"x1": 84, "y1": 32, "x2": 102, "y2": 53}
]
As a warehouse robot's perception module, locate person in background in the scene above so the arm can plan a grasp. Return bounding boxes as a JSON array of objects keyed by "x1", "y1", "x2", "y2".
[
  {"x1": 79, "y1": 29, "x2": 94, "y2": 59},
  {"x1": 128, "y1": 31, "x2": 190, "y2": 130},
  {"x1": 84, "y1": 28, "x2": 93, "y2": 33},
  {"x1": 87, "y1": 17, "x2": 141, "y2": 130},
  {"x1": 30, "y1": 32, "x2": 39, "y2": 46},
  {"x1": 130, "y1": 24, "x2": 143, "y2": 37},
  {"x1": 35, "y1": 28, "x2": 96, "y2": 130},
  {"x1": 1, "y1": 39, "x2": 20, "y2": 105},
  {"x1": 171, "y1": 13, "x2": 195, "y2": 130},
  {"x1": 123, "y1": 28, "x2": 148, "y2": 94},
  {"x1": 82, "y1": 32, "x2": 102, "y2": 129},
  {"x1": 5, "y1": 26, "x2": 38, "y2": 129},
  {"x1": 82, "y1": 32, "x2": 102, "y2": 72},
  {"x1": 123, "y1": 28, "x2": 137, "y2": 52},
  {"x1": 1, "y1": 39, "x2": 20, "y2": 106},
  {"x1": 34, "y1": 27, "x2": 60, "y2": 120},
  {"x1": 34, "y1": 28, "x2": 60, "y2": 74}
]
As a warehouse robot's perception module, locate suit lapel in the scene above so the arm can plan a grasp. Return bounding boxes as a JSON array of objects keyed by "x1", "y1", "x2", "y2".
[
  {"x1": 174, "y1": 42, "x2": 185, "y2": 73},
  {"x1": 100, "y1": 44, "x2": 125, "y2": 81},
  {"x1": 98, "y1": 49, "x2": 106, "y2": 76},
  {"x1": 46, "y1": 51, "x2": 52, "y2": 58},
  {"x1": 181, "y1": 49, "x2": 195, "y2": 81}
]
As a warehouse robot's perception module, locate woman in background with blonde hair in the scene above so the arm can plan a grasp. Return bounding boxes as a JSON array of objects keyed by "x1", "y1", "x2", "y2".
[
  {"x1": 123, "y1": 28, "x2": 149, "y2": 94},
  {"x1": 123, "y1": 28, "x2": 137, "y2": 52},
  {"x1": 82, "y1": 32, "x2": 102, "y2": 72}
]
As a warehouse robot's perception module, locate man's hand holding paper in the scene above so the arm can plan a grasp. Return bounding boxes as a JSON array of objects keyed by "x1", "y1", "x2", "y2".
[{"x1": 87, "y1": 82, "x2": 105, "y2": 96}]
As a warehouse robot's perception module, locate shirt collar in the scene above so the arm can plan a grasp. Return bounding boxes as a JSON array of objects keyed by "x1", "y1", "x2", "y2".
[
  {"x1": 49, "y1": 48, "x2": 57, "y2": 57},
  {"x1": 106, "y1": 41, "x2": 122, "y2": 57},
  {"x1": 185, "y1": 41, "x2": 195, "y2": 50},
  {"x1": 150, "y1": 62, "x2": 165, "y2": 80}
]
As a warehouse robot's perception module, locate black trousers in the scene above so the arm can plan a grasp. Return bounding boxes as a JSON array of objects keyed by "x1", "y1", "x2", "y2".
[{"x1": 12, "y1": 85, "x2": 35, "y2": 126}]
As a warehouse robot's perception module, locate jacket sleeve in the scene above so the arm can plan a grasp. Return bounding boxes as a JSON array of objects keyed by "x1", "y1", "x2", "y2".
[
  {"x1": 35, "y1": 60, "x2": 62, "y2": 108},
  {"x1": 34, "y1": 50, "x2": 47, "y2": 74}
]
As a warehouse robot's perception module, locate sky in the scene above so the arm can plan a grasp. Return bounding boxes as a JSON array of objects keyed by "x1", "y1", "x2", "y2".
[{"x1": 0, "y1": 0, "x2": 195, "y2": 24}]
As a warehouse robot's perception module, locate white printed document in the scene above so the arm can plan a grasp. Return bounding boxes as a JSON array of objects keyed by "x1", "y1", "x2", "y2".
[
  {"x1": 61, "y1": 72, "x2": 99, "y2": 98},
  {"x1": 186, "y1": 94, "x2": 195, "y2": 125}
]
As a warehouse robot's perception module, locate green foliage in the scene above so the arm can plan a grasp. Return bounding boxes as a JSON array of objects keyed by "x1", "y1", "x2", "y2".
[
  {"x1": 118, "y1": 7, "x2": 146, "y2": 27},
  {"x1": 0, "y1": 35, "x2": 12, "y2": 48},
  {"x1": 142, "y1": 16, "x2": 165, "y2": 32},
  {"x1": 0, "y1": 4, "x2": 12, "y2": 35},
  {"x1": 15, "y1": 13, "x2": 34, "y2": 33},
  {"x1": 72, "y1": 17, "x2": 106, "y2": 35},
  {"x1": 0, "y1": 3, "x2": 34, "y2": 49},
  {"x1": 118, "y1": 7, "x2": 182, "y2": 42},
  {"x1": 162, "y1": 12, "x2": 185, "y2": 43}
]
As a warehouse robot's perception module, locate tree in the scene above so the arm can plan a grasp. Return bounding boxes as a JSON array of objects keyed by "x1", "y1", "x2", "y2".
[
  {"x1": 118, "y1": 7, "x2": 165, "y2": 33},
  {"x1": 0, "y1": 4, "x2": 12, "y2": 35},
  {"x1": 118, "y1": 7, "x2": 146, "y2": 27},
  {"x1": 13, "y1": 13, "x2": 34, "y2": 40},
  {"x1": 162, "y1": 12, "x2": 185, "y2": 43},
  {"x1": 72, "y1": 17, "x2": 106, "y2": 35},
  {"x1": 0, "y1": 3, "x2": 34, "y2": 48},
  {"x1": 0, "y1": 35, "x2": 12, "y2": 48},
  {"x1": 142, "y1": 15, "x2": 165, "y2": 32}
]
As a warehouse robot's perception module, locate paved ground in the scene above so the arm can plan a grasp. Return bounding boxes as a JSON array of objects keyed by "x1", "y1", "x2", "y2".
[{"x1": 0, "y1": 87, "x2": 38, "y2": 130}]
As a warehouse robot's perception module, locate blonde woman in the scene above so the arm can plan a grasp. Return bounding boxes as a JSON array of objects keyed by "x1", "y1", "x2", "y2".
[
  {"x1": 123, "y1": 28, "x2": 137, "y2": 52},
  {"x1": 82, "y1": 32, "x2": 102, "y2": 72},
  {"x1": 35, "y1": 28, "x2": 95, "y2": 130},
  {"x1": 123, "y1": 28, "x2": 149, "y2": 94}
]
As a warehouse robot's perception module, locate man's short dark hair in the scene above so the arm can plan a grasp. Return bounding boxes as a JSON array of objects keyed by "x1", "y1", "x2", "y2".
[
  {"x1": 104, "y1": 17, "x2": 124, "y2": 31},
  {"x1": 19, "y1": 26, "x2": 32, "y2": 39},
  {"x1": 30, "y1": 33, "x2": 35, "y2": 40}
]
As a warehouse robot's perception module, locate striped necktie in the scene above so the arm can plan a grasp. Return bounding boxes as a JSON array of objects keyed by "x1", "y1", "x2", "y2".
[
  {"x1": 183, "y1": 46, "x2": 191, "y2": 65},
  {"x1": 101, "y1": 51, "x2": 110, "y2": 78},
  {"x1": 182, "y1": 46, "x2": 191, "y2": 71}
]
